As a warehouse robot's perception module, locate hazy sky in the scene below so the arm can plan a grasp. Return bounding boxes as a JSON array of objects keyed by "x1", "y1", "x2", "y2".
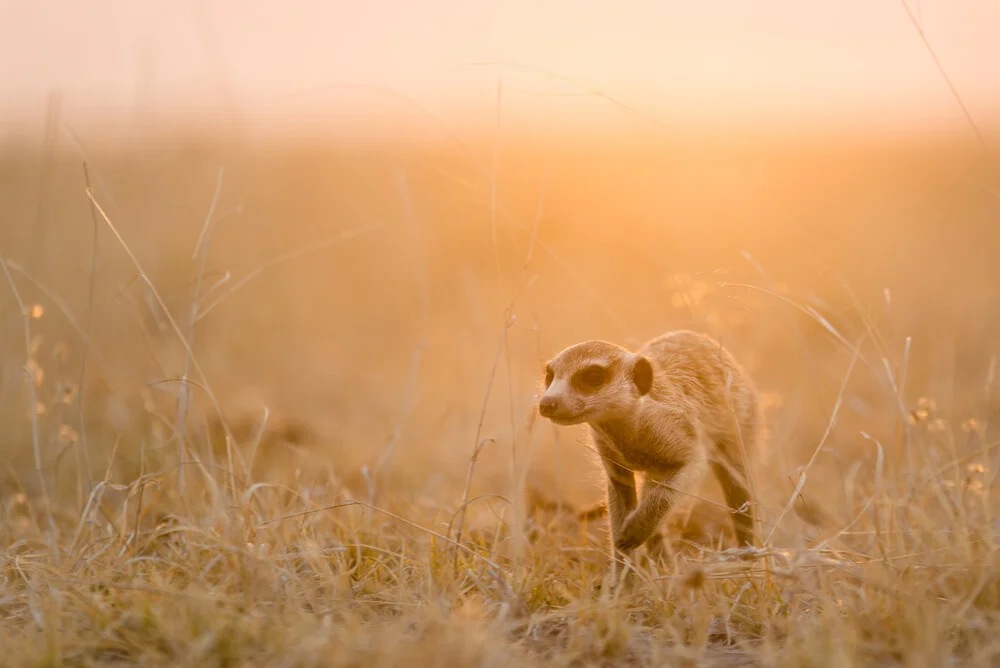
[{"x1": 3, "y1": 0, "x2": 999, "y2": 135}]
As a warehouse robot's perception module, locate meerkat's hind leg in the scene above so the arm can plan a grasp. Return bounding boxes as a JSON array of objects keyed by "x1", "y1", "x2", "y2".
[{"x1": 711, "y1": 448, "x2": 756, "y2": 548}]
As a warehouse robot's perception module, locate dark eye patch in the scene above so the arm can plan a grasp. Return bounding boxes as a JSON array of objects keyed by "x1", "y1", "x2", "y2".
[{"x1": 574, "y1": 364, "x2": 607, "y2": 391}]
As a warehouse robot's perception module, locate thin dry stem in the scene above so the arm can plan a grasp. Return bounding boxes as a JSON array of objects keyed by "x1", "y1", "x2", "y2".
[{"x1": 0, "y1": 255, "x2": 54, "y2": 533}]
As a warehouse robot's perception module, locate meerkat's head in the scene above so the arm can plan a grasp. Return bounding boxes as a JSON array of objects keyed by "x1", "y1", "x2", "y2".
[{"x1": 538, "y1": 340, "x2": 653, "y2": 426}]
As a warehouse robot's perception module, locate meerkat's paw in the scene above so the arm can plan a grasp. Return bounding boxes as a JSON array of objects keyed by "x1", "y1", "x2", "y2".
[{"x1": 615, "y1": 514, "x2": 651, "y2": 552}]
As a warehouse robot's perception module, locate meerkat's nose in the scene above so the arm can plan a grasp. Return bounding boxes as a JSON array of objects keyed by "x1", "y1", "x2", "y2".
[{"x1": 538, "y1": 396, "x2": 558, "y2": 417}]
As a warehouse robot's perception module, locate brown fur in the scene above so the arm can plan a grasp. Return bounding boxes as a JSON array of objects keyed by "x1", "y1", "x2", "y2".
[{"x1": 538, "y1": 330, "x2": 759, "y2": 563}]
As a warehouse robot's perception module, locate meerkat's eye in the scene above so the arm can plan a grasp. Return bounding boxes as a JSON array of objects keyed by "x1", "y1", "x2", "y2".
[
  {"x1": 579, "y1": 365, "x2": 607, "y2": 388},
  {"x1": 544, "y1": 366, "x2": 554, "y2": 387}
]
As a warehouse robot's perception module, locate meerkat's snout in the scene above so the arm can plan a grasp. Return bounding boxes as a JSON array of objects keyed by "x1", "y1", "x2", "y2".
[
  {"x1": 537, "y1": 385, "x2": 582, "y2": 425},
  {"x1": 538, "y1": 395, "x2": 559, "y2": 417}
]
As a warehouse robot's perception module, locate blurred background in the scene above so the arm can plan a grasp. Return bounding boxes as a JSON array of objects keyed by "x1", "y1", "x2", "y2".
[{"x1": 2, "y1": 0, "x2": 999, "y2": 528}]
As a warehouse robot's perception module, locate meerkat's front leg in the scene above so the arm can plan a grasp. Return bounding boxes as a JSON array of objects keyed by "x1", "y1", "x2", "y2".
[
  {"x1": 615, "y1": 459, "x2": 707, "y2": 553},
  {"x1": 601, "y1": 459, "x2": 637, "y2": 549}
]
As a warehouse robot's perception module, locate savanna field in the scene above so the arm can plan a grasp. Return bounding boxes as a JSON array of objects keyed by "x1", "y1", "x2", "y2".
[{"x1": 2, "y1": 125, "x2": 1000, "y2": 666}]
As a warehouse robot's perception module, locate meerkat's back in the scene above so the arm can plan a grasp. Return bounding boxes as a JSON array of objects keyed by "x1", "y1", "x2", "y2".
[{"x1": 640, "y1": 330, "x2": 758, "y2": 448}]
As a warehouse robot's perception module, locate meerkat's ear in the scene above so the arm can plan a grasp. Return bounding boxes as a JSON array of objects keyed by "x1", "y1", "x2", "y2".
[{"x1": 631, "y1": 356, "x2": 653, "y2": 396}]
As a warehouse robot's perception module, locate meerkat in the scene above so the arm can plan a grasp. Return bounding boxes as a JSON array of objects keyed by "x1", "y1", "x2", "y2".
[{"x1": 538, "y1": 330, "x2": 759, "y2": 563}]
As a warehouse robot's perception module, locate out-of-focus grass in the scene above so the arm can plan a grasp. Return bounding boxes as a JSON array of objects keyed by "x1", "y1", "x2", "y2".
[{"x1": 1, "y1": 130, "x2": 999, "y2": 666}]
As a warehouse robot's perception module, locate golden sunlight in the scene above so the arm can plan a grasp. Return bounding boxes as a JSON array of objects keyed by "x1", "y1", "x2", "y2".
[{"x1": 2, "y1": 1, "x2": 999, "y2": 665}]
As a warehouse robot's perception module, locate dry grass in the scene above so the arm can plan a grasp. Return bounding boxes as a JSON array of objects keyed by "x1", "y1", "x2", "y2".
[{"x1": 2, "y1": 132, "x2": 1000, "y2": 666}]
